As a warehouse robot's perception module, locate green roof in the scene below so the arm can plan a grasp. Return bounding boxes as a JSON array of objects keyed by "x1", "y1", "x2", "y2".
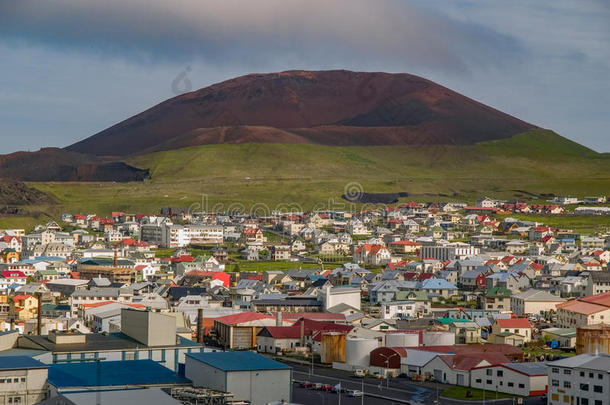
[
  {"x1": 38, "y1": 270, "x2": 59, "y2": 275},
  {"x1": 485, "y1": 287, "x2": 512, "y2": 298},
  {"x1": 436, "y1": 318, "x2": 470, "y2": 325}
]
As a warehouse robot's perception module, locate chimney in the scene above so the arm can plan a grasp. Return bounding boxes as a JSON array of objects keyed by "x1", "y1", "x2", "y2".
[
  {"x1": 36, "y1": 292, "x2": 42, "y2": 336},
  {"x1": 196, "y1": 308, "x2": 203, "y2": 344},
  {"x1": 276, "y1": 312, "x2": 283, "y2": 327}
]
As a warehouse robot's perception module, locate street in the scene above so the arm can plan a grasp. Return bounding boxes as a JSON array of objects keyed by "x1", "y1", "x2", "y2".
[{"x1": 286, "y1": 362, "x2": 546, "y2": 405}]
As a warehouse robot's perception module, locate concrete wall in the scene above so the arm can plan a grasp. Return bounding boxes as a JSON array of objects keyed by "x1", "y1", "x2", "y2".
[
  {"x1": 121, "y1": 309, "x2": 176, "y2": 346},
  {"x1": 186, "y1": 359, "x2": 291, "y2": 405},
  {"x1": 0, "y1": 367, "x2": 48, "y2": 405}
]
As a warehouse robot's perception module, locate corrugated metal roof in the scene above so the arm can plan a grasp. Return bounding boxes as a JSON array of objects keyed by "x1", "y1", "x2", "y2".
[
  {"x1": 48, "y1": 360, "x2": 189, "y2": 388},
  {"x1": 186, "y1": 351, "x2": 291, "y2": 371},
  {"x1": 0, "y1": 356, "x2": 48, "y2": 370}
]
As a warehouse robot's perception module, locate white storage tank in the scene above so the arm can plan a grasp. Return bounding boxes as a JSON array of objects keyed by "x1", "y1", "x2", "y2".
[
  {"x1": 345, "y1": 338, "x2": 379, "y2": 367},
  {"x1": 422, "y1": 331, "x2": 455, "y2": 347},
  {"x1": 385, "y1": 333, "x2": 419, "y2": 348}
]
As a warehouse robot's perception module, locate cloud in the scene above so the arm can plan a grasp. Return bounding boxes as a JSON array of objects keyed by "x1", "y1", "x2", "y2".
[{"x1": 0, "y1": 0, "x2": 525, "y2": 75}]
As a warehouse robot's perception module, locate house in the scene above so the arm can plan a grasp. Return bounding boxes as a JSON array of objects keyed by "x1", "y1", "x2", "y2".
[
  {"x1": 458, "y1": 269, "x2": 487, "y2": 291},
  {"x1": 185, "y1": 352, "x2": 292, "y2": 405},
  {"x1": 380, "y1": 300, "x2": 430, "y2": 320},
  {"x1": 11, "y1": 294, "x2": 38, "y2": 321},
  {"x1": 388, "y1": 240, "x2": 421, "y2": 255},
  {"x1": 470, "y1": 362, "x2": 547, "y2": 397},
  {"x1": 241, "y1": 228, "x2": 265, "y2": 243},
  {"x1": 491, "y1": 318, "x2": 533, "y2": 344},
  {"x1": 556, "y1": 292, "x2": 610, "y2": 328},
  {"x1": 270, "y1": 245, "x2": 291, "y2": 261},
  {"x1": 586, "y1": 271, "x2": 610, "y2": 296},
  {"x1": 417, "y1": 278, "x2": 458, "y2": 299},
  {"x1": 479, "y1": 287, "x2": 512, "y2": 311},
  {"x1": 257, "y1": 318, "x2": 352, "y2": 354},
  {"x1": 449, "y1": 321, "x2": 482, "y2": 344},
  {"x1": 353, "y1": 244, "x2": 391, "y2": 266},
  {"x1": 421, "y1": 352, "x2": 509, "y2": 386},
  {"x1": 510, "y1": 289, "x2": 565, "y2": 316}
]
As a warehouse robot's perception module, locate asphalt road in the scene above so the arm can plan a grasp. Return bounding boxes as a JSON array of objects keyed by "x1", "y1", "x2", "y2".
[
  {"x1": 288, "y1": 363, "x2": 433, "y2": 404},
  {"x1": 286, "y1": 362, "x2": 546, "y2": 405}
]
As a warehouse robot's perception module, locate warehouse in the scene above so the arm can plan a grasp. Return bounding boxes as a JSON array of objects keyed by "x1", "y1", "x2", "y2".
[
  {"x1": 185, "y1": 351, "x2": 292, "y2": 405},
  {"x1": 470, "y1": 362, "x2": 547, "y2": 397}
]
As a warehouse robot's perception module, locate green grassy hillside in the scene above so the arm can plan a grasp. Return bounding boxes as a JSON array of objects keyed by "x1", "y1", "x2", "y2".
[{"x1": 20, "y1": 129, "x2": 610, "y2": 220}]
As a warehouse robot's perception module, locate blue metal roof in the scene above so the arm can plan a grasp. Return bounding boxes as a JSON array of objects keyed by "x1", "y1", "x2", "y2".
[
  {"x1": 48, "y1": 360, "x2": 190, "y2": 388},
  {"x1": 186, "y1": 351, "x2": 291, "y2": 372},
  {"x1": 0, "y1": 356, "x2": 48, "y2": 370}
]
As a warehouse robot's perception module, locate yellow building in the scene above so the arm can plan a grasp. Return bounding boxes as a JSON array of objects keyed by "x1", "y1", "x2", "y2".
[{"x1": 11, "y1": 294, "x2": 38, "y2": 321}]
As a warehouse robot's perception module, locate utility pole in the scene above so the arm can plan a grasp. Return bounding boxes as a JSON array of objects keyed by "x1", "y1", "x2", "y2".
[{"x1": 361, "y1": 378, "x2": 364, "y2": 405}]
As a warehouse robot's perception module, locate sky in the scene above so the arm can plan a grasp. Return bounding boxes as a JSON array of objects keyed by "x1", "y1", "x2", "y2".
[{"x1": 1, "y1": 0, "x2": 609, "y2": 152}]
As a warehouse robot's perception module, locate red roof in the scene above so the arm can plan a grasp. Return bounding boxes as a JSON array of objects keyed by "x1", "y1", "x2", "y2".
[
  {"x1": 279, "y1": 313, "x2": 346, "y2": 322},
  {"x1": 495, "y1": 318, "x2": 532, "y2": 329},
  {"x1": 0, "y1": 270, "x2": 26, "y2": 278},
  {"x1": 261, "y1": 318, "x2": 353, "y2": 341},
  {"x1": 215, "y1": 312, "x2": 274, "y2": 326},
  {"x1": 13, "y1": 294, "x2": 33, "y2": 302},
  {"x1": 1, "y1": 235, "x2": 21, "y2": 244},
  {"x1": 441, "y1": 353, "x2": 509, "y2": 371}
]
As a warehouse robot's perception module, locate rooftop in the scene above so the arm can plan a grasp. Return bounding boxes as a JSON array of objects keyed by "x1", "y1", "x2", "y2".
[
  {"x1": 48, "y1": 360, "x2": 190, "y2": 388},
  {"x1": 186, "y1": 351, "x2": 291, "y2": 372},
  {"x1": 0, "y1": 356, "x2": 48, "y2": 371}
]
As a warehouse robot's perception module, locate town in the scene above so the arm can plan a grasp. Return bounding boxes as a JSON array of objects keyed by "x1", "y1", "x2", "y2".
[{"x1": 0, "y1": 195, "x2": 609, "y2": 405}]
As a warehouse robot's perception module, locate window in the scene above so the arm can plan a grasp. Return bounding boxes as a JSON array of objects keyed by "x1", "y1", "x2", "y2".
[
  {"x1": 497, "y1": 370, "x2": 503, "y2": 377},
  {"x1": 581, "y1": 399, "x2": 589, "y2": 405},
  {"x1": 518, "y1": 384, "x2": 524, "y2": 388},
  {"x1": 595, "y1": 400, "x2": 603, "y2": 405},
  {"x1": 508, "y1": 382, "x2": 514, "y2": 387},
  {"x1": 487, "y1": 369, "x2": 492, "y2": 376},
  {"x1": 581, "y1": 383, "x2": 589, "y2": 391},
  {"x1": 563, "y1": 381, "x2": 571, "y2": 388},
  {"x1": 475, "y1": 379, "x2": 482, "y2": 383},
  {"x1": 594, "y1": 385, "x2": 603, "y2": 393},
  {"x1": 20, "y1": 378, "x2": 25, "y2": 383},
  {"x1": 551, "y1": 380, "x2": 559, "y2": 387},
  {"x1": 486, "y1": 380, "x2": 492, "y2": 385},
  {"x1": 598, "y1": 374, "x2": 603, "y2": 380},
  {"x1": 564, "y1": 369, "x2": 571, "y2": 375}
]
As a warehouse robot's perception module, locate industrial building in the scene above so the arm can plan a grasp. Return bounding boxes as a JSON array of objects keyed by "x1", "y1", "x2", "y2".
[
  {"x1": 185, "y1": 351, "x2": 292, "y2": 405},
  {"x1": 0, "y1": 356, "x2": 49, "y2": 405}
]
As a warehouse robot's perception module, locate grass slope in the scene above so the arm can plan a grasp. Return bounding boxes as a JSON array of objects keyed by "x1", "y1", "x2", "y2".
[{"x1": 24, "y1": 130, "x2": 610, "y2": 221}]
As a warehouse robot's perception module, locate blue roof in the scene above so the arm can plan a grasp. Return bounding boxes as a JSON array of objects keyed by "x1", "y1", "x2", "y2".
[
  {"x1": 419, "y1": 279, "x2": 457, "y2": 290},
  {"x1": 186, "y1": 351, "x2": 291, "y2": 372},
  {"x1": 0, "y1": 356, "x2": 48, "y2": 370},
  {"x1": 48, "y1": 360, "x2": 190, "y2": 388}
]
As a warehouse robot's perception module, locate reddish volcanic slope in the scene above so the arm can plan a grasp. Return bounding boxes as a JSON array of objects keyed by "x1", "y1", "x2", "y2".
[
  {"x1": 67, "y1": 70, "x2": 535, "y2": 156},
  {"x1": 0, "y1": 148, "x2": 148, "y2": 182}
]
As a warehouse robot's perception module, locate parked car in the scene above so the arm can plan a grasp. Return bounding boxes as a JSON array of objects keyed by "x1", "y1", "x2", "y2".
[
  {"x1": 313, "y1": 383, "x2": 323, "y2": 390},
  {"x1": 321, "y1": 384, "x2": 333, "y2": 392},
  {"x1": 354, "y1": 369, "x2": 366, "y2": 378},
  {"x1": 331, "y1": 385, "x2": 345, "y2": 394},
  {"x1": 347, "y1": 390, "x2": 363, "y2": 397},
  {"x1": 300, "y1": 381, "x2": 313, "y2": 388}
]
